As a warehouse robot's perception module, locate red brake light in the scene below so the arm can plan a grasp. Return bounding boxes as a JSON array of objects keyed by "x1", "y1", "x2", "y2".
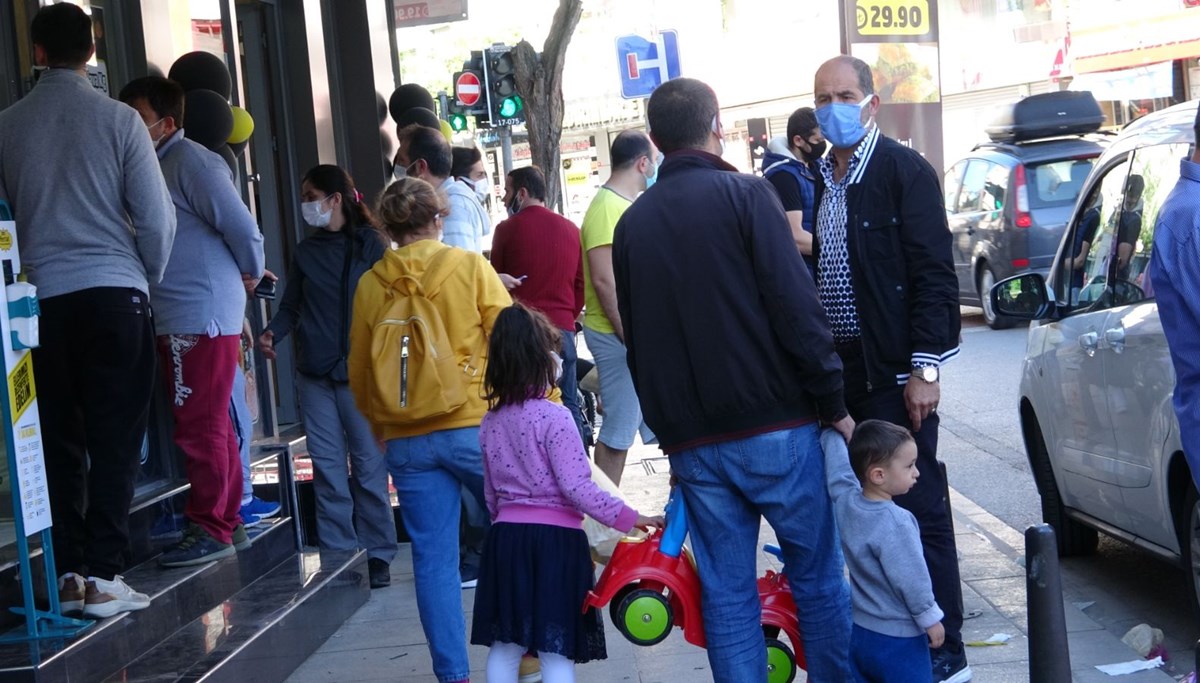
[
  {"x1": 1013, "y1": 164, "x2": 1032, "y2": 228},
  {"x1": 1012, "y1": 258, "x2": 1030, "y2": 269}
]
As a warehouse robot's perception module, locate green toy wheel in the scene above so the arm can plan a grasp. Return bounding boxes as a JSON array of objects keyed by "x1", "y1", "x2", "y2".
[
  {"x1": 614, "y1": 588, "x2": 673, "y2": 646},
  {"x1": 766, "y1": 637, "x2": 797, "y2": 683}
]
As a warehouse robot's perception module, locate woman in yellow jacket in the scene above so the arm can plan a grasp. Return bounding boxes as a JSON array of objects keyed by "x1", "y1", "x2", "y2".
[{"x1": 349, "y1": 177, "x2": 510, "y2": 683}]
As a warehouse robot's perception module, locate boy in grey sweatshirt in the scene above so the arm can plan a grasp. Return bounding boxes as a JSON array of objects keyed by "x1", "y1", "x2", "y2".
[{"x1": 822, "y1": 422, "x2": 945, "y2": 682}]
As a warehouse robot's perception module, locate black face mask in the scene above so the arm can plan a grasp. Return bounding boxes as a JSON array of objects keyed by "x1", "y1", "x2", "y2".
[{"x1": 803, "y1": 139, "x2": 828, "y2": 163}]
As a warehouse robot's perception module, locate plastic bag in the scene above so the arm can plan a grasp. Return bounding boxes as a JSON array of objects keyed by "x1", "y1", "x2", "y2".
[{"x1": 583, "y1": 464, "x2": 630, "y2": 564}]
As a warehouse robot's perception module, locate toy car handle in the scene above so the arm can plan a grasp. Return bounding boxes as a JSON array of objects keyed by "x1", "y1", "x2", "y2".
[
  {"x1": 762, "y1": 544, "x2": 784, "y2": 562},
  {"x1": 659, "y1": 487, "x2": 689, "y2": 558}
]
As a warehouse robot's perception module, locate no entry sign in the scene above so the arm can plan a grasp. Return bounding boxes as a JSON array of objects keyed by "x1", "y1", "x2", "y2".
[{"x1": 456, "y1": 72, "x2": 481, "y2": 107}]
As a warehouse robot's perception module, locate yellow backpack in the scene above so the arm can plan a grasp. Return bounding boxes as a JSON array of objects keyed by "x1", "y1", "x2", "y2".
[{"x1": 366, "y1": 247, "x2": 472, "y2": 425}]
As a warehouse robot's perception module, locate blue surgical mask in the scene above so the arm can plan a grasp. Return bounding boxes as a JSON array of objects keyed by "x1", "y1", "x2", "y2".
[
  {"x1": 816, "y1": 94, "x2": 874, "y2": 149},
  {"x1": 644, "y1": 155, "x2": 660, "y2": 189}
]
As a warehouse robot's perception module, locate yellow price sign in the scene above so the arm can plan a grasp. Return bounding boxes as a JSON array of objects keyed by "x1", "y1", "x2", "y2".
[{"x1": 856, "y1": 0, "x2": 930, "y2": 37}]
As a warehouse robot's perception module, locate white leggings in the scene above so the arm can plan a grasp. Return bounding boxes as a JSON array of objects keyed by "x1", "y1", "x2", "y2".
[{"x1": 486, "y1": 641, "x2": 575, "y2": 683}]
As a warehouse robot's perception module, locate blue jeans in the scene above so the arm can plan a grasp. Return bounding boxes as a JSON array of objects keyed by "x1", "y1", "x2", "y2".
[
  {"x1": 851, "y1": 624, "x2": 932, "y2": 682},
  {"x1": 668, "y1": 423, "x2": 851, "y2": 681},
  {"x1": 230, "y1": 364, "x2": 254, "y2": 504},
  {"x1": 386, "y1": 426, "x2": 485, "y2": 683},
  {"x1": 558, "y1": 328, "x2": 585, "y2": 444}
]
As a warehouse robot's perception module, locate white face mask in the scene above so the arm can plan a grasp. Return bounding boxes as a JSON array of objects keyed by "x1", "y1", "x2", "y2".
[
  {"x1": 711, "y1": 115, "x2": 726, "y2": 156},
  {"x1": 394, "y1": 161, "x2": 418, "y2": 181},
  {"x1": 301, "y1": 197, "x2": 333, "y2": 228},
  {"x1": 147, "y1": 118, "x2": 166, "y2": 148},
  {"x1": 471, "y1": 177, "x2": 490, "y2": 202}
]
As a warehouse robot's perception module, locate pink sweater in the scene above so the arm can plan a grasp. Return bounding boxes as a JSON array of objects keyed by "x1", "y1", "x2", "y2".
[{"x1": 479, "y1": 399, "x2": 638, "y2": 532}]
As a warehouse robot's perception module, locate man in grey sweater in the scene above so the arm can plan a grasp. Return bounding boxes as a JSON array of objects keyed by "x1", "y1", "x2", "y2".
[
  {"x1": 822, "y1": 422, "x2": 945, "y2": 680},
  {"x1": 119, "y1": 76, "x2": 265, "y2": 568},
  {"x1": 0, "y1": 4, "x2": 175, "y2": 618}
]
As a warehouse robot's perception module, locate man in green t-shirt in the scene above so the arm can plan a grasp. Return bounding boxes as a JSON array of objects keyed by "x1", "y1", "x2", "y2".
[{"x1": 580, "y1": 129, "x2": 660, "y2": 484}]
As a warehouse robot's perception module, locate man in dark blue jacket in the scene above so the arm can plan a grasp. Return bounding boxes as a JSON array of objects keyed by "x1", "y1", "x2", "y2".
[
  {"x1": 613, "y1": 77, "x2": 854, "y2": 681},
  {"x1": 762, "y1": 106, "x2": 824, "y2": 274},
  {"x1": 812, "y1": 55, "x2": 968, "y2": 683}
]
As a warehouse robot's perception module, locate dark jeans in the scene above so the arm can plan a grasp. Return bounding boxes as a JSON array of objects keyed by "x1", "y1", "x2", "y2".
[
  {"x1": 839, "y1": 345, "x2": 965, "y2": 653},
  {"x1": 35, "y1": 287, "x2": 157, "y2": 580},
  {"x1": 558, "y1": 328, "x2": 585, "y2": 444}
]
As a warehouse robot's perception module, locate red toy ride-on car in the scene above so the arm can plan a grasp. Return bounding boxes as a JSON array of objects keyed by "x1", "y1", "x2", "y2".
[{"x1": 584, "y1": 489, "x2": 805, "y2": 683}]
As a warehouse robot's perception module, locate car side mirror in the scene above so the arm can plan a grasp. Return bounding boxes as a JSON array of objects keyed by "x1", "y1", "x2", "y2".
[{"x1": 991, "y1": 273, "x2": 1053, "y2": 320}]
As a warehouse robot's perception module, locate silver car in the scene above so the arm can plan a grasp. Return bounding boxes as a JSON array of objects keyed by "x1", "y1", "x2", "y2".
[{"x1": 990, "y1": 100, "x2": 1200, "y2": 611}]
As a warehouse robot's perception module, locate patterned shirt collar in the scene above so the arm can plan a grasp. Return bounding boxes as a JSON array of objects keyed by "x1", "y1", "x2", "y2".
[{"x1": 818, "y1": 125, "x2": 881, "y2": 187}]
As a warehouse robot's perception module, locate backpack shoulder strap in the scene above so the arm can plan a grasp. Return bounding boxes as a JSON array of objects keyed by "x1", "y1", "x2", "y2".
[{"x1": 420, "y1": 246, "x2": 469, "y2": 298}]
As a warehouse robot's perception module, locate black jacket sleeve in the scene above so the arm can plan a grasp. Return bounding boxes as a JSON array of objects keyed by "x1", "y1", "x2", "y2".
[{"x1": 893, "y1": 152, "x2": 959, "y2": 360}]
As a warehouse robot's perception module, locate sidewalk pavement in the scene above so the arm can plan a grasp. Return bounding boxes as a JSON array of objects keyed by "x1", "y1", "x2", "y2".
[{"x1": 287, "y1": 441, "x2": 1176, "y2": 682}]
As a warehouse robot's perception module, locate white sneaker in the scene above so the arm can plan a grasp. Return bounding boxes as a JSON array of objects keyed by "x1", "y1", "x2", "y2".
[
  {"x1": 83, "y1": 575, "x2": 151, "y2": 619},
  {"x1": 57, "y1": 572, "x2": 86, "y2": 614}
]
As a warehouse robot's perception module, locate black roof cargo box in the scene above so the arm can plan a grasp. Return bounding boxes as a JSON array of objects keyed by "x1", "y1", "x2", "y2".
[{"x1": 986, "y1": 91, "x2": 1104, "y2": 143}]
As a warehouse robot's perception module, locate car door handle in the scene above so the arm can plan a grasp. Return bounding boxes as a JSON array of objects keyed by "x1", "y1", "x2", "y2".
[
  {"x1": 1079, "y1": 331, "x2": 1099, "y2": 356},
  {"x1": 1104, "y1": 326, "x2": 1126, "y2": 353}
]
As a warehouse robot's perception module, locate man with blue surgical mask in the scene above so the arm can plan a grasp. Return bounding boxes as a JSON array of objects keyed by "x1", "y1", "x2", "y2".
[{"x1": 812, "y1": 55, "x2": 969, "y2": 683}]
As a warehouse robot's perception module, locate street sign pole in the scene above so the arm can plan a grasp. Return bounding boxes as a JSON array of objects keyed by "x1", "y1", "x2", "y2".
[{"x1": 500, "y1": 125, "x2": 513, "y2": 175}]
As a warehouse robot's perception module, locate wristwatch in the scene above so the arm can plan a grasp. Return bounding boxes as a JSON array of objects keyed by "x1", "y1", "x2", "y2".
[{"x1": 911, "y1": 365, "x2": 939, "y2": 383}]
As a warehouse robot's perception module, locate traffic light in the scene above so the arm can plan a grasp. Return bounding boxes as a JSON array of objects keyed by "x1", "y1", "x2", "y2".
[
  {"x1": 483, "y1": 44, "x2": 525, "y2": 127},
  {"x1": 448, "y1": 112, "x2": 468, "y2": 132},
  {"x1": 747, "y1": 117, "x2": 768, "y2": 173}
]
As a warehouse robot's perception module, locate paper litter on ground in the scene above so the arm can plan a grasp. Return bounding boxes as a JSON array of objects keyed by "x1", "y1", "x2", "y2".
[
  {"x1": 1094, "y1": 656, "x2": 1164, "y2": 675},
  {"x1": 965, "y1": 633, "x2": 1013, "y2": 647}
]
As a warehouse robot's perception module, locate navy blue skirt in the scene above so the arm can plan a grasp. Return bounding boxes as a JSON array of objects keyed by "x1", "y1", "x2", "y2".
[{"x1": 469, "y1": 522, "x2": 607, "y2": 663}]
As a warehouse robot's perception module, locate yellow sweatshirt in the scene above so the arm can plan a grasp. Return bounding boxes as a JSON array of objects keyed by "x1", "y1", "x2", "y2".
[{"x1": 349, "y1": 239, "x2": 512, "y2": 440}]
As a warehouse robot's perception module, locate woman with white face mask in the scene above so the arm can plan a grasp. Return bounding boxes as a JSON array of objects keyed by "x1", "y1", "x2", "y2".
[
  {"x1": 450, "y1": 145, "x2": 495, "y2": 248},
  {"x1": 258, "y1": 164, "x2": 398, "y2": 591}
]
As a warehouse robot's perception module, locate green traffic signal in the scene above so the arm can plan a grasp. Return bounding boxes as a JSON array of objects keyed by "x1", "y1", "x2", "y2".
[
  {"x1": 499, "y1": 95, "x2": 522, "y2": 119},
  {"x1": 449, "y1": 113, "x2": 468, "y2": 132}
]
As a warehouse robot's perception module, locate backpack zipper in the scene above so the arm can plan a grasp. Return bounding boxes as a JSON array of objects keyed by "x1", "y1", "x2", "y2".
[{"x1": 400, "y1": 336, "x2": 409, "y2": 407}]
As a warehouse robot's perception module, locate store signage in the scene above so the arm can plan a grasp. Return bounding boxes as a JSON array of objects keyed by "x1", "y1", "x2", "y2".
[{"x1": 392, "y1": 0, "x2": 468, "y2": 28}]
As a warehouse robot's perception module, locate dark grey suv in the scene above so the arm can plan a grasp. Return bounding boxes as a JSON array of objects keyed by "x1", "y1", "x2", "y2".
[{"x1": 945, "y1": 92, "x2": 1109, "y2": 328}]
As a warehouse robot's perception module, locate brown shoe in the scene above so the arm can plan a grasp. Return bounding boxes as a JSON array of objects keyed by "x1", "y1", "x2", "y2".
[
  {"x1": 518, "y1": 655, "x2": 542, "y2": 683},
  {"x1": 57, "y1": 572, "x2": 86, "y2": 615}
]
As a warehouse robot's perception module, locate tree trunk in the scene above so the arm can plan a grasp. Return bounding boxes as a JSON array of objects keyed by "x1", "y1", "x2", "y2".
[{"x1": 512, "y1": 0, "x2": 582, "y2": 212}]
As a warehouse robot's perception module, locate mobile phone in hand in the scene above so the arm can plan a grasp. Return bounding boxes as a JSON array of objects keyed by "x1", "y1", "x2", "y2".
[{"x1": 253, "y1": 277, "x2": 277, "y2": 300}]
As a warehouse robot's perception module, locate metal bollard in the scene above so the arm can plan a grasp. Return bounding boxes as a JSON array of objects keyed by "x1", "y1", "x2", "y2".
[{"x1": 1027, "y1": 524, "x2": 1072, "y2": 682}]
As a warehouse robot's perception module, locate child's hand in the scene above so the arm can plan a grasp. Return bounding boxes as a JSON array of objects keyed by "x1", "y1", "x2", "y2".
[
  {"x1": 926, "y1": 622, "x2": 945, "y2": 649},
  {"x1": 635, "y1": 514, "x2": 665, "y2": 530}
]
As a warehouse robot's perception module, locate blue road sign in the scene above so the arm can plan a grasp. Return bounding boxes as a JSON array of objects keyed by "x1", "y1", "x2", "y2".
[{"x1": 616, "y1": 30, "x2": 681, "y2": 100}]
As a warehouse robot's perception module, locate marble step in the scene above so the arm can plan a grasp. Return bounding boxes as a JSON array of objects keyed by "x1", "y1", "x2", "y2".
[
  {"x1": 0, "y1": 516, "x2": 295, "y2": 682},
  {"x1": 103, "y1": 548, "x2": 367, "y2": 682}
]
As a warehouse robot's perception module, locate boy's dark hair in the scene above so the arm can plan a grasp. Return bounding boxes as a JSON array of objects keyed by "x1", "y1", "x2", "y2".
[
  {"x1": 483, "y1": 304, "x2": 562, "y2": 409},
  {"x1": 450, "y1": 146, "x2": 482, "y2": 179},
  {"x1": 786, "y1": 107, "x2": 819, "y2": 146},
  {"x1": 507, "y1": 166, "x2": 547, "y2": 202},
  {"x1": 118, "y1": 76, "x2": 185, "y2": 125},
  {"x1": 31, "y1": 3, "x2": 93, "y2": 68},
  {"x1": 396, "y1": 123, "x2": 452, "y2": 178},
  {"x1": 646, "y1": 78, "x2": 720, "y2": 154},
  {"x1": 848, "y1": 419, "x2": 914, "y2": 483},
  {"x1": 302, "y1": 164, "x2": 380, "y2": 234},
  {"x1": 610, "y1": 129, "x2": 652, "y2": 170}
]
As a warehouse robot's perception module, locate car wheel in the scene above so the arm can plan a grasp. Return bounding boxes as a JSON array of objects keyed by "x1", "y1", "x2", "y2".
[
  {"x1": 765, "y1": 637, "x2": 798, "y2": 683},
  {"x1": 1176, "y1": 483, "x2": 1200, "y2": 619},
  {"x1": 614, "y1": 588, "x2": 673, "y2": 646},
  {"x1": 1028, "y1": 416, "x2": 1098, "y2": 556},
  {"x1": 979, "y1": 265, "x2": 1017, "y2": 330}
]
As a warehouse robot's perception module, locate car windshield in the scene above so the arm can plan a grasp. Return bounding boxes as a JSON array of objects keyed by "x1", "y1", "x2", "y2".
[{"x1": 1026, "y1": 158, "x2": 1097, "y2": 209}]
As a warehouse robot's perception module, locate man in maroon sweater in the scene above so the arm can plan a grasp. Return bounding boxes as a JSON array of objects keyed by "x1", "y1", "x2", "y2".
[{"x1": 492, "y1": 165, "x2": 587, "y2": 442}]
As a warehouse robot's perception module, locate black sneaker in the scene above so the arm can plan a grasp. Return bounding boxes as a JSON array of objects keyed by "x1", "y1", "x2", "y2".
[
  {"x1": 931, "y1": 647, "x2": 972, "y2": 683},
  {"x1": 460, "y1": 563, "x2": 479, "y2": 589},
  {"x1": 368, "y1": 558, "x2": 391, "y2": 589},
  {"x1": 159, "y1": 525, "x2": 235, "y2": 568}
]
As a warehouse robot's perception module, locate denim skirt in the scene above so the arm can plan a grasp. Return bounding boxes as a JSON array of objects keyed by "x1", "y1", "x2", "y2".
[{"x1": 469, "y1": 522, "x2": 607, "y2": 662}]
